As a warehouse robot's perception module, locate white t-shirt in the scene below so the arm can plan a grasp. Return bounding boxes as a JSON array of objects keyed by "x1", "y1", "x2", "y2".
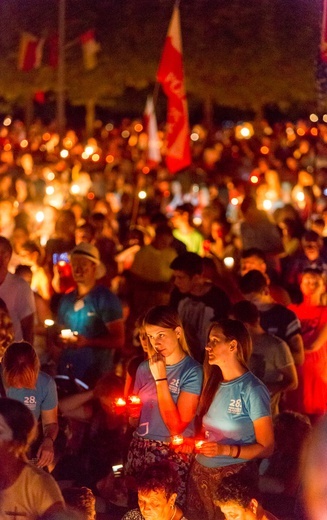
[
  {"x1": 0, "y1": 273, "x2": 35, "y2": 341},
  {"x1": 0, "y1": 464, "x2": 64, "y2": 520}
]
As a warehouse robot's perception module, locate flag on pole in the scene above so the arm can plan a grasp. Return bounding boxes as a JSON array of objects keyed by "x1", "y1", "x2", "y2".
[
  {"x1": 80, "y1": 29, "x2": 101, "y2": 71},
  {"x1": 144, "y1": 96, "x2": 161, "y2": 166},
  {"x1": 317, "y1": 0, "x2": 327, "y2": 108},
  {"x1": 156, "y1": 5, "x2": 191, "y2": 174},
  {"x1": 18, "y1": 32, "x2": 44, "y2": 71}
]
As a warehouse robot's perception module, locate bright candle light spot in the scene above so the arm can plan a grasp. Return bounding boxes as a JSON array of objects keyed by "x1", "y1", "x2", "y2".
[
  {"x1": 224, "y1": 257, "x2": 235, "y2": 268},
  {"x1": 3, "y1": 117, "x2": 11, "y2": 126},
  {"x1": 138, "y1": 190, "x2": 147, "y2": 199},
  {"x1": 134, "y1": 123, "x2": 143, "y2": 132},
  {"x1": 250, "y1": 175, "x2": 259, "y2": 184},
  {"x1": 85, "y1": 146, "x2": 94, "y2": 155},
  {"x1": 240, "y1": 127, "x2": 250, "y2": 138},
  {"x1": 20, "y1": 140, "x2": 28, "y2": 148},
  {"x1": 309, "y1": 113, "x2": 318, "y2": 123},
  {"x1": 296, "y1": 191, "x2": 305, "y2": 202},
  {"x1": 46, "y1": 186, "x2": 55, "y2": 195},
  {"x1": 263, "y1": 199, "x2": 272, "y2": 210},
  {"x1": 231, "y1": 197, "x2": 239, "y2": 206},
  {"x1": 260, "y1": 146, "x2": 269, "y2": 155},
  {"x1": 47, "y1": 172, "x2": 55, "y2": 181},
  {"x1": 36, "y1": 211, "x2": 44, "y2": 223},
  {"x1": 121, "y1": 130, "x2": 130, "y2": 138},
  {"x1": 191, "y1": 132, "x2": 199, "y2": 141},
  {"x1": 82, "y1": 152, "x2": 89, "y2": 160},
  {"x1": 91, "y1": 153, "x2": 100, "y2": 162},
  {"x1": 193, "y1": 216, "x2": 202, "y2": 226},
  {"x1": 71, "y1": 184, "x2": 80, "y2": 195},
  {"x1": 60, "y1": 149, "x2": 69, "y2": 158}
]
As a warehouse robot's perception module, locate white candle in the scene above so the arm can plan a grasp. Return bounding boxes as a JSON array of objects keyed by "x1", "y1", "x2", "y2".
[{"x1": 61, "y1": 329, "x2": 73, "y2": 339}]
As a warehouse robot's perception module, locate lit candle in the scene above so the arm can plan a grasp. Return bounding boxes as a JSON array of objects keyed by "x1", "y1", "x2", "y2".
[
  {"x1": 114, "y1": 397, "x2": 127, "y2": 415},
  {"x1": 115, "y1": 398, "x2": 127, "y2": 407},
  {"x1": 195, "y1": 440, "x2": 205, "y2": 450},
  {"x1": 223, "y1": 256, "x2": 235, "y2": 269},
  {"x1": 127, "y1": 395, "x2": 142, "y2": 418},
  {"x1": 44, "y1": 319, "x2": 54, "y2": 327},
  {"x1": 128, "y1": 395, "x2": 141, "y2": 405},
  {"x1": 60, "y1": 329, "x2": 73, "y2": 339},
  {"x1": 171, "y1": 435, "x2": 184, "y2": 446}
]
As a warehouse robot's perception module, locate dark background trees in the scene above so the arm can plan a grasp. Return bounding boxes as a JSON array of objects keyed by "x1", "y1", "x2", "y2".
[{"x1": 0, "y1": 0, "x2": 321, "y2": 125}]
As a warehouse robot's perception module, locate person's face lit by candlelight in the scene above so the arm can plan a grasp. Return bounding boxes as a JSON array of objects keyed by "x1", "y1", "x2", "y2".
[
  {"x1": 145, "y1": 325, "x2": 181, "y2": 360},
  {"x1": 205, "y1": 327, "x2": 236, "y2": 367},
  {"x1": 218, "y1": 501, "x2": 259, "y2": 520},
  {"x1": 138, "y1": 489, "x2": 177, "y2": 520},
  {"x1": 71, "y1": 257, "x2": 97, "y2": 285}
]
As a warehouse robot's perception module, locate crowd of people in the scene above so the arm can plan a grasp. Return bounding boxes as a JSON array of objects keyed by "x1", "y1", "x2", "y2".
[{"x1": 0, "y1": 114, "x2": 327, "y2": 520}]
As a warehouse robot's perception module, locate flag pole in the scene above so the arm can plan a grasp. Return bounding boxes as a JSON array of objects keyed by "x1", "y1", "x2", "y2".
[{"x1": 57, "y1": 0, "x2": 66, "y2": 141}]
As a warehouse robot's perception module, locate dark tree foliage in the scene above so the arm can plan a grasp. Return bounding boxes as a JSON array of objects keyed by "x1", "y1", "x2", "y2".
[{"x1": 0, "y1": 0, "x2": 321, "y2": 115}]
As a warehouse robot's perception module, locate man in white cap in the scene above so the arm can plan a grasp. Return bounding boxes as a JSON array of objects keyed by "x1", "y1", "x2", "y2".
[{"x1": 57, "y1": 242, "x2": 124, "y2": 384}]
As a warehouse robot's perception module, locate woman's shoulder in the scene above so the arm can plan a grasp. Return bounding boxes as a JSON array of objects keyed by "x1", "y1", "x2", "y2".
[
  {"x1": 38, "y1": 371, "x2": 56, "y2": 388},
  {"x1": 178, "y1": 356, "x2": 203, "y2": 378},
  {"x1": 181, "y1": 355, "x2": 202, "y2": 370}
]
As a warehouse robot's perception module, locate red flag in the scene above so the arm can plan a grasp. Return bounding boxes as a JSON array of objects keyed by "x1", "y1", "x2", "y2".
[
  {"x1": 144, "y1": 96, "x2": 161, "y2": 166},
  {"x1": 18, "y1": 32, "x2": 44, "y2": 71},
  {"x1": 80, "y1": 29, "x2": 101, "y2": 71},
  {"x1": 156, "y1": 5, "x2": 191, "y2": 174}
]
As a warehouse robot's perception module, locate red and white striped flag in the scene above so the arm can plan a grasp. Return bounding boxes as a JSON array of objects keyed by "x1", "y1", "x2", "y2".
[
  {"x1": 156, "y1": 5, "x2": 191, "y2": 174},
  {"x1": 18, "y1": 32, "x2": 44, "y2": 71},
  {"x1": 144, "y1": 96, "x2": 161, "y2": 166}
]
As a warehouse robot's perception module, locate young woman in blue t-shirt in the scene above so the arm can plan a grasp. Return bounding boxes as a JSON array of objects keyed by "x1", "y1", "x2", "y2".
[
  {"x1": 125, "y1": 305, "x2": 203, "y2": 507},
  {"x1": 186, "y1": 319, "x2": 274, "y2": 520}
]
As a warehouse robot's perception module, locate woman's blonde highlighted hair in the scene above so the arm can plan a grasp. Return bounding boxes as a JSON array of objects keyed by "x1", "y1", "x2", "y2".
[{"x1": 3, "y1": 341, "x2": 40, "y2": 389}]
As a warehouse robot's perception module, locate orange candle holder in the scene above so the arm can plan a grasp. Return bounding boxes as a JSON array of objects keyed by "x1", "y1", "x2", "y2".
[{"x1": 171, "y1": 435, "x2": 184, "y2": 446}]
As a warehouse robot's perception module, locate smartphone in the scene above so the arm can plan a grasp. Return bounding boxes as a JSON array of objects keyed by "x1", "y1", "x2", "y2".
[{"x1": 53, "y1": 252, "x2": 70, "y2": 265}]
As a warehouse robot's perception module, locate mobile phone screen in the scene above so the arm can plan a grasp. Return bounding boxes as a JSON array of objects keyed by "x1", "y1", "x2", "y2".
[{"x1": 53, "y1": 252, "x2": 70, "y2": 265}]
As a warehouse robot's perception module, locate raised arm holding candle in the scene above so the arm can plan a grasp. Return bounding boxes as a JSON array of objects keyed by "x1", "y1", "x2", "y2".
[{"x1": 125, "y1": 305, "x2": 203, "y2": 507}]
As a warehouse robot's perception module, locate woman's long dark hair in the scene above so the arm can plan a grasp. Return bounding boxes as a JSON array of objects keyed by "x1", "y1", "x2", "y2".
[{"x1": 198, "y1": 319, "x2": 252, "y2": 419}]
